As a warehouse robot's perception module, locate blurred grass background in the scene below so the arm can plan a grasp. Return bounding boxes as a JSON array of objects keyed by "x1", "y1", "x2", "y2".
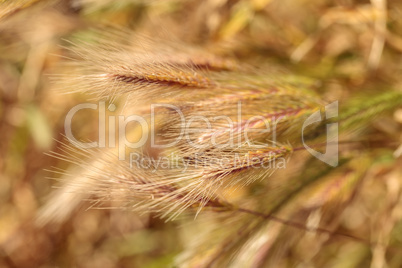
[{"x1": 0, "y1": 0, "x2": 402, "y2": 267}]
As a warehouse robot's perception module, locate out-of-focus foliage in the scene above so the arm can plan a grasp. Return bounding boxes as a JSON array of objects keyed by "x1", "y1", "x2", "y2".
[{"x1": 0, "y1": 0, "x2": 402, "y2": 268}]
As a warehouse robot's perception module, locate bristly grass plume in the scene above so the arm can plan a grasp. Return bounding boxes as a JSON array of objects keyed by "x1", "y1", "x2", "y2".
[{"x1": 39, "y1": 26, "x2": 402, "y2": 267}]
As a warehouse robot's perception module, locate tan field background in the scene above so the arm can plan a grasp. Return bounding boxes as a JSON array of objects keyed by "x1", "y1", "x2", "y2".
[{"x1": 1, "y1": 0, "x2": 402, "y2": 267}]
